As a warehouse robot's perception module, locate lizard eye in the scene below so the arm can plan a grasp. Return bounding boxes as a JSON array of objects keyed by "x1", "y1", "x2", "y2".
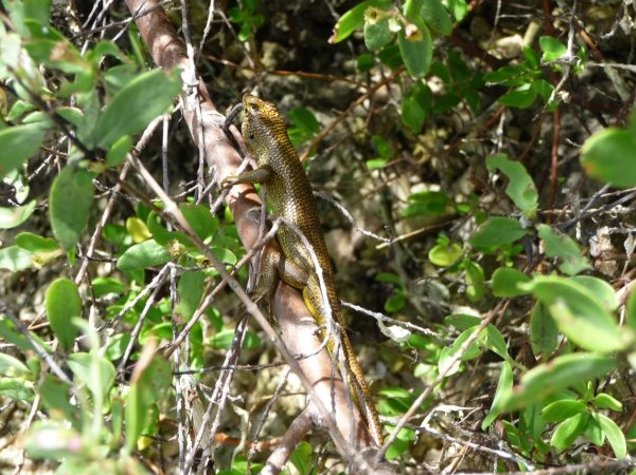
[{"x1": 248, "y1": 133, "x2": 255, "y2": 140}]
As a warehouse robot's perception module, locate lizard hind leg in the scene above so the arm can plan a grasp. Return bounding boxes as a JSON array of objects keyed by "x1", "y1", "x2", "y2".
[
  {"x1": 248, "y1": 247, "x2": 280, "y2": 315},
  {"x1": 249, "y1": 246, "x2": 311, "y2": 316}
]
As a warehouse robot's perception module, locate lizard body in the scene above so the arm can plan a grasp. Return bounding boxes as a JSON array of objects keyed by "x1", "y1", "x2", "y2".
[{"x1": 226, "y1": 94, "x2": 383, "y2": 445}]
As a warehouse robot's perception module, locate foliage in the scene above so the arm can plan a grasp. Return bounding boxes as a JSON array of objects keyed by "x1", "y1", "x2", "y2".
[{"x1": 1, "y1": 0, "x2": 636, "y2": 473}]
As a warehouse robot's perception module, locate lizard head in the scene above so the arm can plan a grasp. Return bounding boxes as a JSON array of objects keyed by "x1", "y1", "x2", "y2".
[{"x1": 242, "y1": 94, "x2": 289, "y2": 158}]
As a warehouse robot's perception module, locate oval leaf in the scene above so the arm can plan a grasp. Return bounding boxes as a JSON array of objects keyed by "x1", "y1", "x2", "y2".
[
  {"x1": 95, "y1": 68, "x2": 181, "y2": 148},
  {"x1": 550, "y1": 413, "x2": 587, "y2": 452},
  {"x1": 529, "y1": 303, "x2": 558, "y2": 360},
  {"x1": 45, "y1": 278, "x2": 82, "y2": 351},
  {"x1": 481, "y1": 361, "x2": 513, "y2": 429},
  {"x1": 15, "y1": 232, "x2": 59, "y2": 252},
  {"x1": 503, "y1": 353, "x2": 616, "y2": 411},
  {"x1": 595, "y1": 412, "x2": 627, "y2": 459},
  {"x1": 537, "y1": 224, "x2": 590, "y2": 276},
  {"x1": 581, "y1": 127, "x2": 636, "y2": 188},
  {"x1": 0, "y1": 123, "x2": 48, "y2": 179},
  {"x1": 116, "y1": 239, "x2": 171, "y2": 271},
  {"x1": 421, "y1": 0, "x2": 453, "y2": 36},
  {"x1": 398, "y1": 21, "x2": 432, "y2": 78},
  {"x1": 491, "y1": 267, "x2": 531, "y2": 297},
  {"x1": 524, "y1": 275, "x2": 626, "y2": 353},
  {"x1": 469, "y1": 217, "x2": 526, "y2": 249},
  {"x1": 0, "y1": 200, "x2": 37, "y2": 229},
  {"x1": 486, "y1": 154, "x2": 538, "y2": 218},
  {"x1": 49, "y1": 167, "x2": 95, "y2": 249},
  {"x1": 329, "y1": 0, "x2": 392, "y2": 43},
  {"x1": 542, "y1": 399, "x2": 587, "y2": 422}
]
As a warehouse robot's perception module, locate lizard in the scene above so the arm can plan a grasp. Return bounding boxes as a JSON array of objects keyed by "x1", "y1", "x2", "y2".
[{"x1": 222, "y1": 94, "x2": 383, "y2": 446}]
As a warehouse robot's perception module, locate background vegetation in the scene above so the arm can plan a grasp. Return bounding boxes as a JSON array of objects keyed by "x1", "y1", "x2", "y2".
[{"x1": 1, "y1": 0, "x2": 636, "y2": 473}]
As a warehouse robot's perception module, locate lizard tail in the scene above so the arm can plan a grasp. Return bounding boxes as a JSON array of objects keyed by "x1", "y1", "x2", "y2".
[{"x1": 341, "y1": 332, "x2": 385, "y2": 446}]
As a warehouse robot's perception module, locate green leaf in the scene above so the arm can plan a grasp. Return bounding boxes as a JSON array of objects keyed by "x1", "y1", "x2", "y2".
[
  {"x1": 45, "y1": 278, "x2": 82, "y2": 351},
  {"x1": 289, "y1": 441, "x2": 315, "y2": 475},
  {"x1": 116, "y1": 239, "x2": 171, "y2": 271},
  {"x1": 356, "y1": 52, "x2": 375, "y2": 73},
  {"x1": 210, "y1": 246, "x2": 237, "y2": 266},
  {"x1": 104, "y1": 333, "x2": 131, "y2": 361},
  {"x1": 364, "y1": 12, "x2": 393, "y2": 51},
  {"x1": 106, "y1": 134, "x2": 132, "y2": 167},
  {"x1": 571, "y1": 276, "x2": 618, "y2": 312},
  {"x1": 0, "y1": 353, "x2": 31, "y2": 378},
  {"x1": 479, "y1": 324, "x2": 511, "y2": 362},
  {"x1": 446, "y1": 0, "x2": 468, "y2": 21},
  {"x1": 581, "y1": 127, "x2": 636, "y2": 188},
  {"x1": 401, "y1": 82, "x2": 431, "y2": 133},
  {"x1": 498, "y1": 84, "x2": 537, "y2": 109},
  {"x1": 398, "y1": 21, "x2": 433, "y2": 78},
  {"x1": 175, "y1": 270, "x2": 205, "y2": 320},
  {"x1": 39, "y1": 376, "x2": 76, "y2": 425},
  {"x1": 402, "y1": 190, "x2": 449, "y2": 217},
  {"x1": 384, "y1": 292, "x2": 406, "y2": 313},
  {"x1": 3, "y1": 0, "x2": 51, "y2": 34},
  {"x1": 146, "y1": 212, "x2": 192, "y2": 248},
  {"x1": 180, "y1": 203, "x2": 218, "y2": 240},
  {"x1": 329, "y1": 0, "x2": 392, "y2": 43},
  {"x1": 67, "y1": 352, "x2": 115, "y2": 404},
  {"x1": 593, "y1": 393, "x2": 622, "y2": 412},
  {"x1": 0, "y1": 200, "x2": 37, "y2": 229},
  {"x1": 438, "y1": 326, "x2": 482, "y2": 375},
  {"x1": 502, "y1": 353, "x2": 616, "y2": 411},
  {"x1": 378, "y1": 43, "x2": 404, "y2": 70},
  {"x1": 524, "y1": 275, "x2": 626, "y2": 353},
  {"x1": 92, "y1": 276, "x2": 126, "y2": 297},
  {"x1": 539, "y1": 36, "x2": 567, "y2": 62},
  {"x1": 49, "y1": 166, "x2": 95, "y2": 250},
  {"x1": 491, "y1": 267, "x2": 531, "y2": 297},
  {"x1": 421, "y1": 0, "x2": 453, "y2": 36},
  {"x1": 125, "y1": 356, "x2": 172, "y2": 451},
  {"x1": 444, "y1": 313, "x2": 481, "y2": 331},
  {"x1": 464, "y1": 260, "x2": 486, "y2": 302},
  {"x1": 585, "y1": 412, "x2": 605, "y2": 446},
  {"x1": 551, "y1": 413, "x2": 587, "y2": 452},
  {"x1": 481, "y1": 361, "x2": 512, "y2": 429},
  {"x1": 0, "y1": 377, "x2": 34, "y2": 401},
  {"x1": 529, "y1": 303, "x2": 558, "y2": 360},
  {"x1": 288, "y1": 107, "x2": 320, "y2": 146},
  {"x1": 469, "y1": 217, "x2": 526, "y2": 249},
  {"x1": 594, "y1": 412, "x2": 627, "y2": 459},
  {"x1": 95, "y1": 68, "x2": 181, "y2": 148},
  {"x1": 486, "y1": 154, "x2": 538, "y2": 218},
  {"x1": 537, "y1": 224, "x2": 590, "y2": 276},
  {"x1": 0, "y1": 245, "x2": 32, "y2": 271},
  {"x1": 428, "y1": 242, "x2": 461, "y2": 267},
  {"x1": 15, "y1": 232, "x2": 59, "y2": 252},
  {"x1": 0, "y1": 123, "x2": 48, "y2": 179},
  {"x1": 0, "y1": 315, "x2": 37, "y2": 352},
  {"x1": 542, "y1": 399, "x2": 587, "y2": 422}
]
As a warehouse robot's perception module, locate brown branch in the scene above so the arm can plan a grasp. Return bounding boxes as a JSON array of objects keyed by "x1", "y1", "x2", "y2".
[{"x1": 547, "y1": 107, "x2": 561, "y2": 215}]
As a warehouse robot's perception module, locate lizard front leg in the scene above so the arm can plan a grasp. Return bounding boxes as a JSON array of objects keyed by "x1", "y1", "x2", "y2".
[{"x1": 220, "y1": 165, "x2": 274, "y2": 189}]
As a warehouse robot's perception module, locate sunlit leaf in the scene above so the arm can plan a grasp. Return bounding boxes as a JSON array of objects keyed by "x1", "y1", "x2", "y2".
[{"x1": 45, "y1": 278, "x2": 82, "y2": 351}]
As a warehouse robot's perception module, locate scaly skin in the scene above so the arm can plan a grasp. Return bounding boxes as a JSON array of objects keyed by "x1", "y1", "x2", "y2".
[{"x1": 227, "y1": 94, "x2": 383, "y2": 445}]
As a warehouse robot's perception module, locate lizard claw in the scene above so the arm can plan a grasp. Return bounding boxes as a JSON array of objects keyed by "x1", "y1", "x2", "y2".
[{"x1": 220, "y1": 175, "x2": 239, "y2": 190}]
